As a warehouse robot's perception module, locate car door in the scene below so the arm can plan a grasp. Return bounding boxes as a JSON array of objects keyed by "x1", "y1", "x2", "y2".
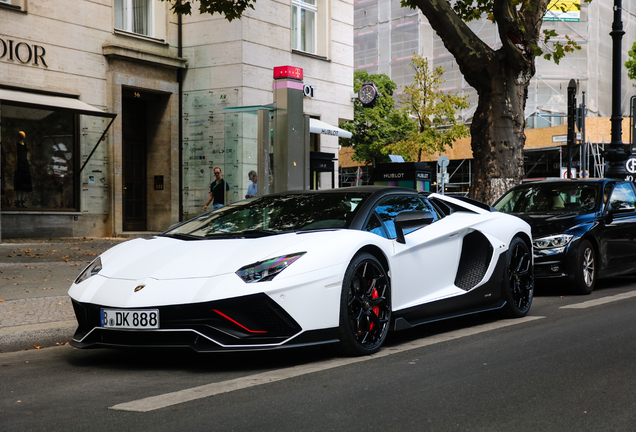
[
  {"x1": 601, "y1": 182, "x2": 636, "y2": 273},
  {"x1": 363, "y1": 195, "x2": 465, "y2": 312}
]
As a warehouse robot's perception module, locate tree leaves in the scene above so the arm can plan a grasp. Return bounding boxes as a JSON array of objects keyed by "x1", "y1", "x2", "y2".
[
  {"x1": 626, "y1": 42, "x2": 636, "y2": 85},
  {"x1": 160, "y1": 0, "x2": 256, "y2": 22},
  {"x1": 339, "y1": 71, "x2": 416, "y2": 166},
  {"x1": 385, "y1": 56, "x2": 469, "y2": 162}
]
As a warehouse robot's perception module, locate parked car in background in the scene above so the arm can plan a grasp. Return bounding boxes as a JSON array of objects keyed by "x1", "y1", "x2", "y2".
[{"x1": 493, "y1": 179, "x2": 636, "y2": 294}]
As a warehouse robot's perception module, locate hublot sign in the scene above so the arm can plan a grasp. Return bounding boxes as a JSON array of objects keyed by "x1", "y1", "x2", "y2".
[
  {"x1": 383, "y1": 173, "x2": 405, "y2": 179},
  {"x1": 416, "y1": 172, "x2": 430, "y2": 180},
  {"x1": 0, "y1": 38, "x2": 48, "y2": 67}
]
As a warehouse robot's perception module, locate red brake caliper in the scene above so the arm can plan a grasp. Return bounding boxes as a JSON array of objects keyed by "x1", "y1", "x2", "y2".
[{"x1": 370, "y1": 286, "x2": 379, "y2": 331}]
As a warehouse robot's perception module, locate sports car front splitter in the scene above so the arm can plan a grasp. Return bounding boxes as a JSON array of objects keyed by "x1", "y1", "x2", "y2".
[{"x1": 70, "y1": 294, "x2": 341, "y2": 352}]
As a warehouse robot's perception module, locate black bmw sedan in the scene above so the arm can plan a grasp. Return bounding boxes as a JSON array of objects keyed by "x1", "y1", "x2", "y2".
[{"x1": 493, "y1": 179, "x2": 636, "y2": 294}]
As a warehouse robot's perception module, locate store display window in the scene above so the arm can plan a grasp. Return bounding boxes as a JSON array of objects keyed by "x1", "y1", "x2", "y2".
[{"x1": 1, "y1": 102, "x2": 77, "y2": 210}]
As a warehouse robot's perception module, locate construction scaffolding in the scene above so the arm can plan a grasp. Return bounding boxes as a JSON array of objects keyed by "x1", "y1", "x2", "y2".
[{"x1": 354, "y1": 0, "x2": 636, "y2": 124}]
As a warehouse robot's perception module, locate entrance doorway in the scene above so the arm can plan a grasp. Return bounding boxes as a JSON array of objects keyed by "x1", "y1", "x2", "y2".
[{"x1": 122, "y1": 93, "x2": 147, "y2": 231}]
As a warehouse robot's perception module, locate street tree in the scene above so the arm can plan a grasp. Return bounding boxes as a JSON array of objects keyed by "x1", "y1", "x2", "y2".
[
  {"x1": 339, "y1": 71, "x2": 416, "y2": 166},
  {"x1": 385, "y1": 55, "x2": 469, "y2": 162},
  {"x1": 403, "y1": 0, "x2": 584, "y2": 203},
  {"x1": 626, "y1": 41, "x2": 636, "y2": 85}
]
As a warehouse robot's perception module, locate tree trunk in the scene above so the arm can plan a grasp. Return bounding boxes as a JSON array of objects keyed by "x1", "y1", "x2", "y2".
[
  {"x1": 406, "y1": 0, "x2": 548, "y2": 204},
  {"x1": 469, "y1": 54, "x2": 528, "y2": 204}
]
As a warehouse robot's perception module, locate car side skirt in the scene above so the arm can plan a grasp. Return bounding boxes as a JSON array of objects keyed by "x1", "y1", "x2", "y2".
[{"x1": 391, "y1": 253, "x2": 507, "y2": 331}]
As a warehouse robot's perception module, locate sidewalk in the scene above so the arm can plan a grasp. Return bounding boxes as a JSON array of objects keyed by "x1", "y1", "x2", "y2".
[{"x1": 0, "y1": 237, "x2": 137, "y2": 353}]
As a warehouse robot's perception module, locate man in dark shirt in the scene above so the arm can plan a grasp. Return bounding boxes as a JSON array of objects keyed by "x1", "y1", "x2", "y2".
[{"x1": 203, "y1": 167, "x2": 230, "y2": 211}]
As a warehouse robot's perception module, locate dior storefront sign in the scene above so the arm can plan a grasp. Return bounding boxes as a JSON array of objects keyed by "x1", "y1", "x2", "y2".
[{"x1": 0, "y1": 38, "x2": 47, "y2": 67}]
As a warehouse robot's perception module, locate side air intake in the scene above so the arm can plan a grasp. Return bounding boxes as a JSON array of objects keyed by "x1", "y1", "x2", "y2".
[{"x1": 455, "y1": 231, "x2": 493, "y2": 291}]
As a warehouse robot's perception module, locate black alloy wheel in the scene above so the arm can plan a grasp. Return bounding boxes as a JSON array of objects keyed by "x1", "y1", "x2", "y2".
[
  {"x1": 338, "y1": 253, "x2": 391, "y2": 356},
  {"x1": 572, "y1": 239, "x2": 596, "y2": 295},
  {"x1": 502, "y1": 236, "x2": 534, "y2": 318}
]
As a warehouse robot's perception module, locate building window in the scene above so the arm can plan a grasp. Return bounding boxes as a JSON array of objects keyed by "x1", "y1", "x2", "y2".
[
  {"x1": 292, "y1": 0, "x2": 317, "y2": 54},
  {"x1": 0, "y1": 0, "x2": 27, "y2": 9},
  {"x1": 114, "y1": 0, "x2": 153, "y2": 37},
  {"x1": 1, "y1": 103, "x2": 77, "y2": 210}
]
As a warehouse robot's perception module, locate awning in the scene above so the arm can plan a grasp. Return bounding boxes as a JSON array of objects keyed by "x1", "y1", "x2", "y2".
[
  {"x1": 0, "y1": 88, "x2": 116, "y2": 118},
  {"x1": 309, "y1": 118, "x2": 353, "y2": 139},
  {"x1": 0, "y1": 88, "x2": 117, "y2": 173}
]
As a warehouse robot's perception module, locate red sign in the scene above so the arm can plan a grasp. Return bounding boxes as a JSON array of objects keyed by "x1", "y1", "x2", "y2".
[{"x1": 273, "y1": 65, "x2": 303, "y2": 80}]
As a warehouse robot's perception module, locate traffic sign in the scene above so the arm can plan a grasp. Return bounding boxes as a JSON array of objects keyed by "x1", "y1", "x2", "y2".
[{"x1": 437, "y1": 156, "x2": 449, "y2": 168}]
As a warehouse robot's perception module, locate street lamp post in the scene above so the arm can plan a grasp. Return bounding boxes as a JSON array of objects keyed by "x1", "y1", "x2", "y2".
[
  {"x1": 605, "y1": 0, "x2": 631, "y2": 179},
  {"x1": 567, "y1": 79, "x2": 577, "y2": 179}
]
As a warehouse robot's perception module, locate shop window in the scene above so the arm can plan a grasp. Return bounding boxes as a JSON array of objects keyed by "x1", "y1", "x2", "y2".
[
  {"x1": 115, "y1": 0, "x2": 154, "y2": 37},
  {"x1": 1, "y1": 103, "x2": 77, "y2": 211}
]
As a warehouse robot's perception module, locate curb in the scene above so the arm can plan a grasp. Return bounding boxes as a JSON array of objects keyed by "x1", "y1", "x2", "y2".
[{"x1": 0, "y1": 320, "x2": 76, "y2": 353}]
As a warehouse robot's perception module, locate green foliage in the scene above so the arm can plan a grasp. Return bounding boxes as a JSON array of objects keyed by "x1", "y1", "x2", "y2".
[
  {"x1": 626, "y1": 42, "x2": 636, "y2": 85},
  {"x1": 339, "y1": 71, "x2": 417, "y2": 166},
  {"x1": 385, "y1": 56, "x2": 469, "y2": 162},
  {"x1": 537, "y1": 31, "x2": 581, "y2": 64},
  {"x1": 402, "y1": 0, "x2": 587, "y2": 66},
  {"x1": 160, "y1": 0, "x2": 256, "y2": 22}
]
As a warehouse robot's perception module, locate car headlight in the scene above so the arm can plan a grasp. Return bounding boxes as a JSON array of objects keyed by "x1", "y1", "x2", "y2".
[
  {"x1": 236, "y1": 252, "x2": 306, "y2": 283},
  {"x1": 533, "y1": 235, "x2": 574, "y2": 250},
  {"x1": 75, "y1": 257, "x2": 102, "y2": 284}
]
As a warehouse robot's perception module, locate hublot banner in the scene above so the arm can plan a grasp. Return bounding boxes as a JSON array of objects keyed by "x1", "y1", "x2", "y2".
[
  {"x1": 381, "y1": 171, "x2": 431, "y2": 180},
  {"x1": 370, "y1": 162, "x2": 433, "y2": 192},
  {"x1": 0, "y1": 38, "x2": 48, "y2": 67}
]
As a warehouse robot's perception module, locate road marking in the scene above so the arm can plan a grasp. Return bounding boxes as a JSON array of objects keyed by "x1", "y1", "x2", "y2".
[
  {"x1": 560, "y1": 291, "x2": 636, "y2": 309},
  {"x1": 109, "y1": 316, "x2": 544, "y2": 412}
]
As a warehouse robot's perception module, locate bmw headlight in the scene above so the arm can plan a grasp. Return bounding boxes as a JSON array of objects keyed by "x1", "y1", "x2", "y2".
[
  {"x1": 533, "y1": 235, "x2": 574, "y2": 250},
  {"x1": 236, "y1": 252, "x2": 306, "y2": 283},
  {"x1": 75, "y1": 257, "x2": 102, "y2": 284}
]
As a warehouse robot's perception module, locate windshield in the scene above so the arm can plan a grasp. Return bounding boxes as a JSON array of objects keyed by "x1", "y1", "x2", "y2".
[
  {"x1": 164, "y1": 192, "x2": 371, "y2": 238},
  {"x1": 494, "y1": 183, "x2": 600, "y2": 214}
]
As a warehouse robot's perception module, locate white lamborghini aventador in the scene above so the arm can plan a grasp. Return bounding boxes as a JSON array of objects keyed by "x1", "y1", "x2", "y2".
[{"x1": 69, "y1": 186, "x2": 534, "y2": 356}]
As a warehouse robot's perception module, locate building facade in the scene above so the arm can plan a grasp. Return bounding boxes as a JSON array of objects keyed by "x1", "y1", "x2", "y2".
[
  {"x1": 179, "y1": 0, "x2": 354, "y2": 219},
  {"x1": 0, "y1": 0, "x2": 353, "y2": 238}
]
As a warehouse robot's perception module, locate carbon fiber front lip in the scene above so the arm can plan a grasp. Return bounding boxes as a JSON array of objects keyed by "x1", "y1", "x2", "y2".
[{"x1": 70, "y1": 326, "x2": 339, "y2": 353}]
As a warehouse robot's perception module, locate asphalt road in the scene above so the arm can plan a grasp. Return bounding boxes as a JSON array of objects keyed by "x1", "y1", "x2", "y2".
[{"x1": 2, "y1": 277, "x2": 636, "y2": 432}]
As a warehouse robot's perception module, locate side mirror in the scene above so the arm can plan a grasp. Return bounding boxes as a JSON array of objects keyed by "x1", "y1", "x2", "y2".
[
  {"x1": 394, "y1": 211, "x2": 436, "y2": 244},
  {"x1": 610, "y1": 201, "x2": 636, "y2": 214}
]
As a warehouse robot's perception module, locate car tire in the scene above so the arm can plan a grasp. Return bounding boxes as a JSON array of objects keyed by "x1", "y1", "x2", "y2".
[
  {"x1": 337, "y1": 253, "x2": 391, "y2": 356},
  {"x1": 501, "y1": 236, "x2": 534, "y2": 318},
  {"x1": 572, "y1": 239, "x2": 596, "y2": 295}
]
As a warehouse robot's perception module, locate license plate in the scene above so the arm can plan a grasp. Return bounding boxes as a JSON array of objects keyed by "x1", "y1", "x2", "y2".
[{"x1": 100, "y1": 309, "x2": 159, "y2": 329}]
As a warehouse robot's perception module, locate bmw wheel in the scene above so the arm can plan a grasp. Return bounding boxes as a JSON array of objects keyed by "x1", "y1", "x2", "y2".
[
  {"x1": 502, "y1": 237, "x2": 533, "y2": 318},
  {"x1": 338, "y1": 253, "x2": 391, "y2": 356},
  {"x1": 572, "y1": 239, "x2": 595, "y2": 295}
]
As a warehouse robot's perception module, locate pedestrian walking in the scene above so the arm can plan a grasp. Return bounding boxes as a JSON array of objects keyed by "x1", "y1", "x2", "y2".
[{"x1": 203, "y1": 167, "x2": 230, "y2": 211}]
